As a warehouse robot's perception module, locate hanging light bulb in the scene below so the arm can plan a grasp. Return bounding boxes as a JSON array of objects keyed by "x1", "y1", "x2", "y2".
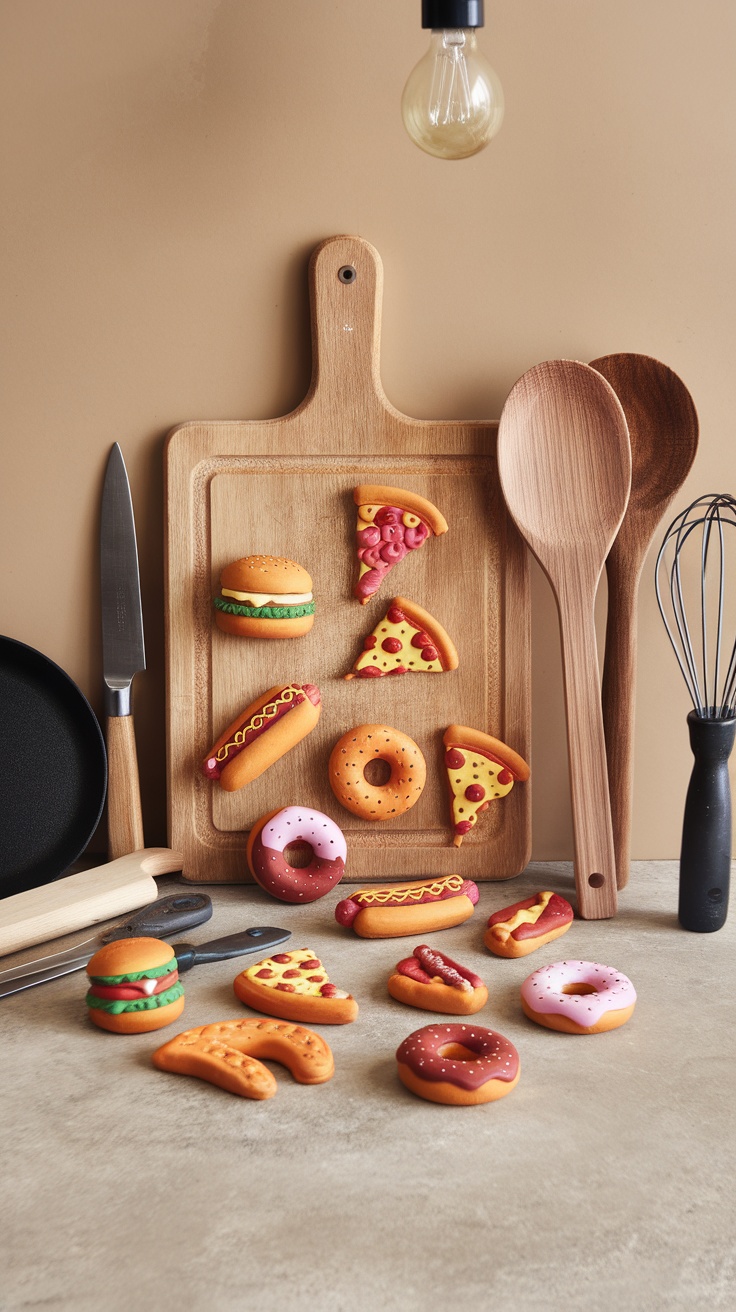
[{"x1": 402, "y1": 0, "x2": 504, "y2": 160}]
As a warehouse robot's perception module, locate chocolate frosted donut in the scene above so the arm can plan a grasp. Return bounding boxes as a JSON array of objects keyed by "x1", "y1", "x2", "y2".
[
  {"x1": 246, "y1": 806, "x2": 347, "y2": 903},
  {"x1": 396, "y1": 1022, "x2": 520, "y2": 1105}
]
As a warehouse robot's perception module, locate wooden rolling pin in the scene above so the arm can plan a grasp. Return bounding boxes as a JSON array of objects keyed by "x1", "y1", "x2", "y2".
[{"x1": 0, "y1": 849, "x2": 183, "y2": 957}]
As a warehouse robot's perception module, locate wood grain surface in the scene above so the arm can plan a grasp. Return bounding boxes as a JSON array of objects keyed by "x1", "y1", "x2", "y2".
[
  {"x1": 0, "y1": 849, "x2": 182, "y2": 956},
  {"x1": 106, "y1": 715, "x2": 145, "y2": 859},
  {"x1": 165, "y1": 235, "x2": 531, "y2": 884},
  {"x1": 498, "y1": 359, "x2": 630, "y2": 919},
  {"x1": 590, "y1": 354, "x2": 699, "y2": 890}
]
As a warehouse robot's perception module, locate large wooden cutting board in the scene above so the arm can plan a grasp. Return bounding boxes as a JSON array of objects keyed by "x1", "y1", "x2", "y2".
[{"x1": 165, "y1": 235, "x2": 530, "y2": 883}]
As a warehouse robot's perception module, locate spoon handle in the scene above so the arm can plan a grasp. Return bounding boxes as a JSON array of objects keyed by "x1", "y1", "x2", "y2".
[
  {"x1": 602, "y1": 553, "x2": 641, "y2": 890},
  {"x1": 557, "y1": 584, "x2": 618, "y2": 919}
]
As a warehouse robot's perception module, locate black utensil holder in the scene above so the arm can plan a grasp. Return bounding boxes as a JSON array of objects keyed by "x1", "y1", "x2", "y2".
[{"x1": 679, "y1": 710, "x2": 735, "y2": 932}]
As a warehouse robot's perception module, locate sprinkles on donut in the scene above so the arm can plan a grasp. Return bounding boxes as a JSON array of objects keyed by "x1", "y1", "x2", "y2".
[{"x1": 396, "y1": 1023, "x2": 520, "y2": 1104}]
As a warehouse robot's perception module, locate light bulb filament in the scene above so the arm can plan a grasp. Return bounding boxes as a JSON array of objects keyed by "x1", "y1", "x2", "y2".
[{"x1": 429, "y1": 31, "x2": 473, "y2": 128}]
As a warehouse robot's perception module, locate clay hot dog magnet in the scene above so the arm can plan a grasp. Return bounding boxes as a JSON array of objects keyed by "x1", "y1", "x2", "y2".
[
  {"x1": 335, "y1": 874, "x2": 479, "y2": 939},
  {"x1": 202, "y1": 683, "x2": 321, "y2": 792},
  {"x1": 484, "y1": 891, "x2": 574, "y2": 958},
  {"x1": 388, "y1": 945, "x2": 488, "y2": 1015}
]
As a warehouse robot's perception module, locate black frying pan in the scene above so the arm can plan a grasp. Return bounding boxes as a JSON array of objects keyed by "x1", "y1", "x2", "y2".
[{"x1": 0, "y1": 636, "x2": 107, "y2": 897}]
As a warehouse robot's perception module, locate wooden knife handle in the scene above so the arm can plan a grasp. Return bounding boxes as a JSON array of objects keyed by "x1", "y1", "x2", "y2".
[{"x1": 106, "y1": 715, "x2": 145, "y2": 858}]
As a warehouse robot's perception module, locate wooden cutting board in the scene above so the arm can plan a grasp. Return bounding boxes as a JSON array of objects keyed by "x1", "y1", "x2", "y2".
[{"x1": 165, "y1": 235, "x2": 530, "y2": 883}]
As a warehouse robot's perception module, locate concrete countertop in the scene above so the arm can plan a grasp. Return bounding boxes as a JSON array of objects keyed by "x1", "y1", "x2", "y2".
[{"x1": 1, "y1": 862, "x2": 733, "y2": 1311}]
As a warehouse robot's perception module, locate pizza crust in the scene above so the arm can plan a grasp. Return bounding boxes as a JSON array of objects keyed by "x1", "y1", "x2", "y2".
[{"x1": 353, "y1": 485, "x2": 448, "y2": 536}]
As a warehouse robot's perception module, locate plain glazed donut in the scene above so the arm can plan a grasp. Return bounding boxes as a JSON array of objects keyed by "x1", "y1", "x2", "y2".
[
  {"x1": 396, "y1": 1023, "x2": 520, "y2": 1105},
  {"x1": 246, "y1": 806, "x2": 347, "y2": 902},
  {"x1": 328, "y1": 724, "x2": 426, "y2": 820},
  {"x1": 520, "y1": 960, "x2": 636, "y2": 1034}
]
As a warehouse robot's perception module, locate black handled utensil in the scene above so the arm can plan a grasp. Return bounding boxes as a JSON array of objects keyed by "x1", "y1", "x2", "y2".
[{"x1": 172, "y1": 927, "x2": 291, "y2": 972}]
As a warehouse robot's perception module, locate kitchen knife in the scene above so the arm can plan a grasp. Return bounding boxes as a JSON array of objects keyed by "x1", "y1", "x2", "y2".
[
  {"x1": 0, "y1": 925, "x2": 290, "y2": 998},
  {"x1": 0, "y1": 893, "x2": 213, "y2": 984},
  {"x1": 100, "y1": 442, "x2": 146, "y2": 858}
]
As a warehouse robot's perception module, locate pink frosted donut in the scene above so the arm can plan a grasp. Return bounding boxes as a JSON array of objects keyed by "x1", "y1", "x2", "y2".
[
  {"x1": 246, "y1": 806, "x2": 347, "y2": 903},
  {"x1": 521, "y1": 960, "x2": 636, "y2": 1034}
]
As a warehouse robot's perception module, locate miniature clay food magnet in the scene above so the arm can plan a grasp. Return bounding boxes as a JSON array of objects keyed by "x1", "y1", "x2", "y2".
[
  {"x1": 233, "y1": 947, "x2": 358, "y2": 1025},
  {"x1": 443, "y1": 724, "x2": 530, "y2": 846},
  {"x1": 152, "y1": 1018, "x2": 334, "y2": 1099},
  {"x1": 388, "y1": 945, "x2": 488, "y2": 1015},
  {"x1": 328, "y1": 724, "x2": 426, "y2": 820},
  {"x1": 484, "y1": 891, "x2": 574, "y2": 958},
  {"x1": 202, "y1": 683, "x2": 321, "y2": 792},
  {"x1": 214, "y1": 555, "x2": 314, "y2": 638},
  {"x1": 345, "y1": 597, "x2": 459, "y2": 679},
  {"x1": 246, "y1": 806, "x2": 346, "y2": 903},
  {"x1": 353, "y1": 485, "x2": 448, "y2": 604},
  {"x1": 396, "y1": 1023, "x2": 520, "y2": 1105},
  {"x1": 520, "y1": 960, "x2": 636, "y2": 1034},
  {"x1": 335, "y1": 874, "x2": 479, "y2": 938},
  {"x1": 85, "y1": 937, "x2": 185, "y2": 1034}
]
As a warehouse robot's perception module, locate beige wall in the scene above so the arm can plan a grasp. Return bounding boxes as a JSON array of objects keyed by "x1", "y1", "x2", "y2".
[{"x1": 1, "y1": 0, "x2": 735, "y2": 859}]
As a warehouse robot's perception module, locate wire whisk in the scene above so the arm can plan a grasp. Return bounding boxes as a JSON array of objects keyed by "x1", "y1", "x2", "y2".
[{"x1": 655, "y1": 493, "x2": 736, "y2": 719}]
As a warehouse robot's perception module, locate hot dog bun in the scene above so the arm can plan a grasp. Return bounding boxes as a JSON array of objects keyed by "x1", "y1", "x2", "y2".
[
  {"x1": 334, "y1": 875, "x2": 478, "y2": 939},
  {"x1": 202, "y1": 683, "x2": 321, "y2": 792},
  {"x1": 484, "y1": 891, "x2": 573, "y2": 958}
]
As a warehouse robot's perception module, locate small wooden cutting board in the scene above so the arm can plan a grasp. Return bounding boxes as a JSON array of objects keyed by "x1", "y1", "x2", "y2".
[{"x1": 165, "y1": 235, "x2": 531, "y2": 883}]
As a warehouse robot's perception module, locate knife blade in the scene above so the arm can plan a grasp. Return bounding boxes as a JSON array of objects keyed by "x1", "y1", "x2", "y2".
[
  {"x1": 0, "y1": 925, "x2": 290, "y2": 999},
  {"x1": 100, "y1": 442, "x2": 146, "y2": 858},
  {"x1": 0, "y1": 893, "x2": 213, "y2": 984}
]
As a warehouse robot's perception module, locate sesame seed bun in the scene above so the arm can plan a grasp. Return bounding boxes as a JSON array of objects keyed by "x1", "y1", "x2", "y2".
[
  {"x1": 87, "y1": 936, "x2": 176, "y2": 979},
  {"x1": 220, "y1": 555, "x2": 312, "y2": 595},
  {"x1": 215, "y1": 555, "x2": 315, "y2": 639}
]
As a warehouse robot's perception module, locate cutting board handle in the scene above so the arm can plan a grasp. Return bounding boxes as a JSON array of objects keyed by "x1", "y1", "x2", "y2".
[{"x1": 308, "y1": 235, "x2": 387, "y2": 415}]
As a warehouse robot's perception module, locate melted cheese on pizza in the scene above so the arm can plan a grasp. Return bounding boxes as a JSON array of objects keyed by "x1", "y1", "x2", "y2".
[
  {"x1": 445, "y1": 746, "x2": 515, "y2": 835},
  {"x1": 351, "y1": 604, "x2": 443, "y2": 676},
  {"x1": 242, "y1": 949, "x2": 348, "y2": 998}
]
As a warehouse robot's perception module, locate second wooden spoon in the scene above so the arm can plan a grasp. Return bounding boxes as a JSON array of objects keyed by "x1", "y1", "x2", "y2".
[
  {"x1": 498, "y1": 360, "x2": 631, "y2": 919},
  {"x1": 589, "y1": 354, "x2": 699, "y2": 888}
]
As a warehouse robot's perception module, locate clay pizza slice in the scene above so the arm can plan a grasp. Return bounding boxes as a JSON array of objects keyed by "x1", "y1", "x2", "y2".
[
  {"x1": 233, "y1": 948, "x2": 358, "y2": 1024},
  {"x1": 345, "y1": 597, "x2": 459, "y2": 680},
  {"x1": 442, "y1": 724, "x2": 530, "y2": 847},
  {"x1": 353, "y1": 484, "x2": 448, "y2": 604}
]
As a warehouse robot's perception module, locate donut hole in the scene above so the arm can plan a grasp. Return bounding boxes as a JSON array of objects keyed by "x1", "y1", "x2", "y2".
[
  {"x1": 561, "y1": 982, "x2": 598, "y2": 996},
  {"x1": 283, "y1": 840, "x2": 313, "y2": 869},
  {"x1": 363, "y1": 758, "x2": 392, "y2": 786},
  {"x1": 438, "y1": 1042, "x2": 477, "y2": 1061}
]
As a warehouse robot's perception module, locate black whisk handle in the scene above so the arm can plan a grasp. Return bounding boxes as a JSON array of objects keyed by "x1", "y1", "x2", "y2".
[{"x1": 679, "y1": 710, "x2": 735, "y2": 932}]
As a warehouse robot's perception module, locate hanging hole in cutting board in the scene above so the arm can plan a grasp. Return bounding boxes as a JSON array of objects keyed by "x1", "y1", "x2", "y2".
[
  {"x1": 363, "y1": 759, "x2": 392, "y2": 786},
  {"x1": 338, "y1": 265, "x2": 357, "y2": 284},
  {"x1": 588, "y1": 873, "x2": 605, "y2": 888}
]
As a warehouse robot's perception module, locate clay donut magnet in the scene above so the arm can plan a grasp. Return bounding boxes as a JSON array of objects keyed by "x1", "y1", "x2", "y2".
[
  {"x1": 202, "y1": 682, "x2": 321, "y2": 792},
  {"x1": 233, "y1": 947, "x2": 358, "y2": 1025},
  {"x1": 152, "y1": 1017, "x2": 334, "y2": 1099},
  {"x1": 388, "y1": 945, "x2": 488, "y2": 1015},
  {"x1": 328, "y1": 723, "x2": 426, "y2": 820},
  {"x1": 443, "y1": 724, "x2": 530, "y2": 846},
  {"x1": 520, "y1": 960, "x2": 637, "y2": 1034},
  {"x1": 213, "y1": 555, "x2": 315, "y2": 638},
  {"x1": 396, "y1": 1023, "x2": 520, "y2": 1105},
  {"x1": 345, "y1": 597, "x2": 459, "y2": 680},
  {"x1": 247, "y1": 806, "x2": 346, "y2": 903},
  {"x1": 85, "y1": 937, "x2": 185, "y2": 1034},
  {"x1": 353, "y1": 485, "x2": 448, "y2": 604},
  {"x1": 484, "y1": 891, "x2": 574, "y2": 958},
  {"x1": 335, "y1": 874, "x2": 479, "y2": 938}
]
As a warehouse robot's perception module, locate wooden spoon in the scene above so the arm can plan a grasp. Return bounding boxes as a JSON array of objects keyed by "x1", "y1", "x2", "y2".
[
  {"x1": 589, "y1": 354, "x2": 699, "y2": 888},
  {"x1": 498, "y1": 360, "x2": 631, "y2": 919}
]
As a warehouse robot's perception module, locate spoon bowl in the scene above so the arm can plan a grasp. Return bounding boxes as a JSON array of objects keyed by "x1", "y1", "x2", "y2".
[
  {"x1": 590, "y1": 354, "x2": 699, "y2": 888},
  {"x1": 498, "y1": 359, "x2": 631, "y2": 919}
]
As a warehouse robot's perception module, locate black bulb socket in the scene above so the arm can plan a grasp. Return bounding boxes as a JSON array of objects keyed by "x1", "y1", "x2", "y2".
[{"x1": 422, "y1": 1, "x2": 484, "y2": 29}]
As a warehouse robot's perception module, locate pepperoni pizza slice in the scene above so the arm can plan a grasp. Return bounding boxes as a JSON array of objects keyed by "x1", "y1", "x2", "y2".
[
  {"x1": 344, "y1": 597, "x2": 459, "y2": 679},
  {"x1": 442, "y1": 725, "x2": 530, "y2": 847},
  {"x1": 233, "y1": 948, "x2": 358, "y2": 1024},
  {"x1": 353, "y1": 484, "x2": 448, "y2": 604}
]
